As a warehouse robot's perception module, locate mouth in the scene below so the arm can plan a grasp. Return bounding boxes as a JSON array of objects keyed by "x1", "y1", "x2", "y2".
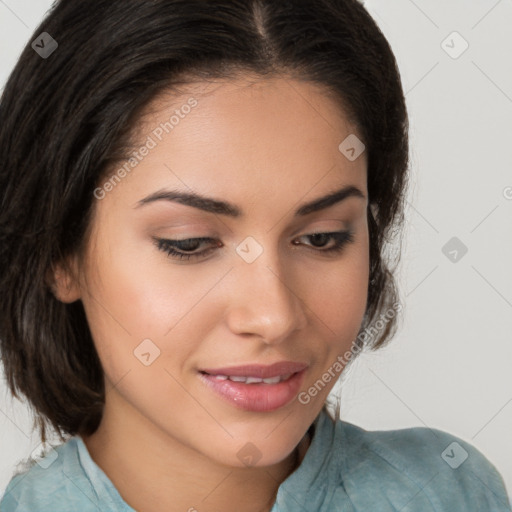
[
  {"x1": 199, "y1": 361, "x2": 308, "y2": 379},
  {"x1": 199, "y1": 372, "x2": 294, "y2": 384},
  {"x1": 197, "y1": 362, "x2": 308, "y2": 412}
]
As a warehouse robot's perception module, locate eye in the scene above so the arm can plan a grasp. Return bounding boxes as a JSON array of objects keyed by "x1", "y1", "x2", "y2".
[
  {"x1": 292, "y1": 230, "x2": 355, "y2": 254},
  {"x1": 154, "y1": 230, "x2": 354, "y2": 262},
  {"x1": 153, "y1": 237, "x2": 221, "y2": 261}
]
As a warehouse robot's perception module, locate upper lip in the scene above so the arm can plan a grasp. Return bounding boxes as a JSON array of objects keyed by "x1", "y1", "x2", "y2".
[{"x1": 200, "y1": 361, "x2": 308, "y2": 379}]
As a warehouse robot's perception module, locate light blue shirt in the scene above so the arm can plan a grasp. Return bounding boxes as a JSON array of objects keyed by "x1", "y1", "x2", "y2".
[{"x1": 1, "y1": 409, "x2": 511, "y2": 511}]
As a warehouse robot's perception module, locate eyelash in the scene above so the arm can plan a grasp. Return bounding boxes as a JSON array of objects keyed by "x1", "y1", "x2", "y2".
[{"x1": 153, "y1": 230, "x2": 355, "y2": 261}]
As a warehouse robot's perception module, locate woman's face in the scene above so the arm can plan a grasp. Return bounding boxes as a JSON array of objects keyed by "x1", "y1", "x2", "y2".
[{"x1": 63, "y1": 75, "x2": 369, "y2": 468}]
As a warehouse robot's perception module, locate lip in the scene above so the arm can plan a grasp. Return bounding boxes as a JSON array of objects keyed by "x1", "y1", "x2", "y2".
[
  {"x1": 198, "y1": 364, "x2": 308, "y2": 412},
  {"x1": 199, "y1": 361, "x2": 308, "y2": 379}
]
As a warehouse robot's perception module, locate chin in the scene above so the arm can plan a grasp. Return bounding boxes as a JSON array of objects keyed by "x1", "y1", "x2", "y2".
[{"x1": 208, "y1": 435, "x2": 299, "y2": 470}]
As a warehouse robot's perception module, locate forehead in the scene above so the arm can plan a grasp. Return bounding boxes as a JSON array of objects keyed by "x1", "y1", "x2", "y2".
[
  {"x1": 138, "y1": 74, "x2": 361, "y2": 147},
  {"x1": 102, "y1": 75, "x2": 367, "y2": 212}
]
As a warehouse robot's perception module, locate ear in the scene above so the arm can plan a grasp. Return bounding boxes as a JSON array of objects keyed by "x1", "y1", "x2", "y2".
[{"x1": 46, "y1": 258, "x2": 82, "y2": 304}]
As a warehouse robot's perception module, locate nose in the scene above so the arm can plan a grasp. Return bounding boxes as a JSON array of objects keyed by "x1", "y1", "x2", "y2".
[{"x1": 224, "y1": 249, "x2": 308, "y2": 344}]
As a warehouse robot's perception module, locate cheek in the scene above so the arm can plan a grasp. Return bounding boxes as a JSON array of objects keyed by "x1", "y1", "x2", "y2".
[
  {"x1": 85, "y1": 221, "x2": 217, "y2": 336},
  {"x1": 303, "y1": 243, "x2": 369, "y2": 339},
  {"x1": 80, "y1": 233, "x2": 230, "y2": 384},
  {"x1": 289, "y1": 244, "x2": 369, "y2": 408}
]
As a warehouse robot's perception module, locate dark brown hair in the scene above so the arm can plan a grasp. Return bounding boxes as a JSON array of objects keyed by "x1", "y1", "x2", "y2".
[{"x1": 0, "y1": 0, "x2": 409, "y2": 444}]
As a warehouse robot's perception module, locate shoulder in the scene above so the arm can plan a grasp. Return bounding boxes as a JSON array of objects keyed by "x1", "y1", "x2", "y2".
[
  {"x1": 0, "y1": 437, "x2": 104, "y2": 512},
  {"x1": 335, "y1": 419, "x2": 512, "y2": 511}
]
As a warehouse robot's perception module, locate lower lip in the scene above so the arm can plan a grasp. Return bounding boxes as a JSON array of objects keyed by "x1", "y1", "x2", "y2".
[{"x1": 198, "y1": 369, "x2": 307, "y2": 412}]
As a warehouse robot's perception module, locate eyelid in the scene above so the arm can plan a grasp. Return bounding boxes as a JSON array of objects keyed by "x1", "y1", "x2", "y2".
[
  {"x1": 288, "y1": 217, "x2": 350, "y2": 237},
  {"x1": 153, "y1": 228, "x2": 355, "y2": 262}
]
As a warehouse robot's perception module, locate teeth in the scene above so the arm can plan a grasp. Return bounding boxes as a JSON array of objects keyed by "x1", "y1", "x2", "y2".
[
  {"x1": 229, "y1": 375, "x2": 249, "y2": 382},
  {"x1": 245, "y1": 376, "x2": 264, "y2": 384},
  {"x1": 208, "y1": 373, "x2": 294, "y2": 384}
]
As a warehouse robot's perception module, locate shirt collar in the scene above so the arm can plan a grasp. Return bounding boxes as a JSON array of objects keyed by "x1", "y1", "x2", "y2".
[{"x1": 272, "y1": 408, "x2": 343, "y2": 510}]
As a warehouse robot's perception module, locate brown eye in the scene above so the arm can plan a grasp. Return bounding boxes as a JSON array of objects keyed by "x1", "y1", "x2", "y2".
[
  {"x1": 292, "y1": 231, "x2": 355, "y2": 253},
  {"x1": 153, "y1": 237, "x2": 221, "y2": 261}
]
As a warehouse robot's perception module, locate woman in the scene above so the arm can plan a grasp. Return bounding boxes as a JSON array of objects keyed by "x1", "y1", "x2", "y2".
[{"x1": 0, "y1": 1, "x2": 510, "y2": 511}]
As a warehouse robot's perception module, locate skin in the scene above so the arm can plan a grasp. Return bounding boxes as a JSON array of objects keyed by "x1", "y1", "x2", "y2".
[{"x1": 53, "y1": 74, "x2": 369, "y2": 512}]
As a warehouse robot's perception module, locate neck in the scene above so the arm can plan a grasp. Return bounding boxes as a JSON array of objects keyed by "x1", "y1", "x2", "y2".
[{"x1": 81, "y1": 398, "x2": 312, "y2": 512}]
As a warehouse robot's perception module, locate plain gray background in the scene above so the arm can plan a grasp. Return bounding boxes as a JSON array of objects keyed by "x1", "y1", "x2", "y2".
[{"x1": 1, "y1": 0, "x2": 511, "y2": 502}]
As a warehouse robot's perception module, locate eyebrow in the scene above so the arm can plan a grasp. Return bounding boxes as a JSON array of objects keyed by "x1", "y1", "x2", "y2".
[{"x1": 134, "y1": 185, "x2": 365, "y2": 217}]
